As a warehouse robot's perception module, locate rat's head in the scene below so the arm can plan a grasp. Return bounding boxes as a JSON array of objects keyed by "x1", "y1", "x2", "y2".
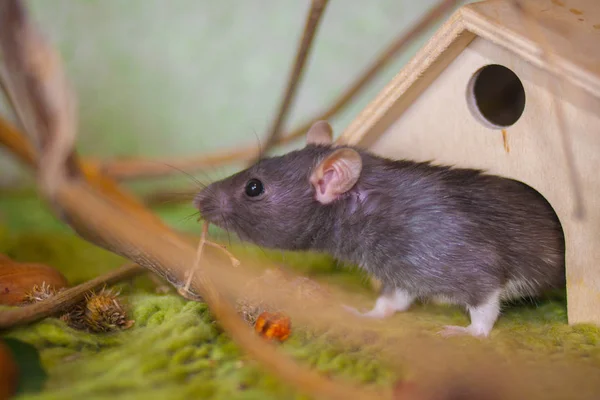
[{"x1": 194, "y1": 121, "x2": 363, "y2": 249}]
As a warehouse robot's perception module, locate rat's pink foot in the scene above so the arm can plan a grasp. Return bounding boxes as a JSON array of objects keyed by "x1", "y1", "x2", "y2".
[
  {"x1": 438, "y1": 325, "x2": 488, "y2": 338},
  {"x1": 341, "y1": 304, "x2": 360, "y2": 315},
  {"x1": 438, "y1": 289, "x2": 502, "y2": 339},
  {"x1": 342, "y1": 304, "x2": 394, "y2": 319},
  {"x1": 343, "y1": 288, "x2": 415, "y2": 319}
]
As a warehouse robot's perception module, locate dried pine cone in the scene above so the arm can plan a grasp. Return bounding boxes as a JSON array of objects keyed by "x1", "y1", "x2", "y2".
[
  {"x1": 61, "y1": 288, "x2": 134, "y2": 333},
  {"x1": 60, "y1": 302, "x2": 87, "y2": 331},
  {"x1": 24, "y1": 282, "x2": 63, "y2": 303}
]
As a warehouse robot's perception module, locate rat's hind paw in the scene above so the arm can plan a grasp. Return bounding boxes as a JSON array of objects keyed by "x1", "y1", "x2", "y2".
[
  {"x1": 342, "y1": 289, "x2": 414, "y2": 319},
  {"x1": 341, "y1": 304, "x2": 362, "y2": 315},
  {"x1": 439, "y1": 290, "x2": 499, "y2": 338},
  {"x1": 438, "y1": 325, "x2": 489, "y2": 338},
  {"x1": 341, "y1": 304, "x2": 394, "y2": 319}
]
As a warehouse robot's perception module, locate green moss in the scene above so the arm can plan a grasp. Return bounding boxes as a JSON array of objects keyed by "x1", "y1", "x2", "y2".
[{"x1": 1, "y1": 193, "x2": 600, "y2": 399}]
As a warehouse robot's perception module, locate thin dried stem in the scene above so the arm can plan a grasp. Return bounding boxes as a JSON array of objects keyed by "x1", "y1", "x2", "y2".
[
  {"x1": 509, "y1": 0, "x2": 585, "y2": 219},
  {"x1": 181, "y1": 223, "x2": 240, "y2": 295},
  {"x1": 98, "y1": 0, "x2": 461, "y2": 181},
  {"x1": 183, "y1": 222, "x2": 209, "y2": 293},
  {"x1": 59, "y1": 176, "x2": 388, "y2": 400},
  {"x1": 204, "y1": 241, "x2": 240, "y2": 267},
  {"x1": 0, "y1": 2, "x2": 387, "y2": 398},
  {"x1": 0, "y1": 263, "x2": 144, "y2": 329},
  {"x1": 256, "y1": 0, "x2": 329, "y2": 162},
  {"x1": 0, "y1": 0, "x2": 79, "y2": 194}
]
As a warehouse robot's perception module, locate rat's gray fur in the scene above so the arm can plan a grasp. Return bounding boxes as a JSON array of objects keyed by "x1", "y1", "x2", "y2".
[{"x1": 195, "y1": 143, "x2": 565, "y2": 310}]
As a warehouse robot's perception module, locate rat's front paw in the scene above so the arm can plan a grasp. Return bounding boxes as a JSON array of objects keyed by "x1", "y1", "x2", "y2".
[
  {"x1": 438, "y1": 325, "x2": 489, "y2": 338},
  {"x1": 341, "y1": 304, "x2": 394, "y2": 319},
  {"x1": 341, "y1": 304, "x2": 362, "y2": 315}
]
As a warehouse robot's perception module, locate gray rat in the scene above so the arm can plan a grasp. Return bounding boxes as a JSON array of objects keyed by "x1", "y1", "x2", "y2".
[{"x1": 194, "y1": 121, "x2": 565, "y2": 337}]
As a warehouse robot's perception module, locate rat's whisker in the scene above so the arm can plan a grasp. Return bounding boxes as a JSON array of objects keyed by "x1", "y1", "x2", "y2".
[
  {"x1": 191, "y1": 167, "x2": 216, "y2": 186},
  {"x1": 230, "y1": 214, "x2": 254, "y2": 228},
  {"x1": 160, "y1": 162, "x2": 208, "y2": 190},
  {"x1": 258, "y1": 246, "x2": 269, "y2": 258},
  {"x1": 225, "y1": 211, "x2": 249, "y2": 228},
  {"x1": 251, "y1": 127, "x2": 266, "y2": 166},
  {"x1": 230, "y1": 217, "x2": 252, "y2": 245},
  {"x1": 221, "y1": 212, "x2": 233, "y2": 246},
  {"x1": 178, "y1": 211, "x2": 201, "y2": 225},
  {"x1": 143, "y1": 190, "x2": 199, "y2": 207},
  {"x1": 161, "y1": 191, "x2": 198, "y2": 200}
]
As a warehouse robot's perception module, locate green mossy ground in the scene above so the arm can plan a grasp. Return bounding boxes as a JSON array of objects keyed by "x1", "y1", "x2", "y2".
[{"x1": 1, "y1": 191, "x2": 599, "y2": 399}]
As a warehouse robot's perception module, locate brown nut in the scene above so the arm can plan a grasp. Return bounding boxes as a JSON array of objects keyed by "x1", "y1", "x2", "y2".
[
  {"x1": 0, "y1": 256, "x2": 69, "y2": 305},
  {"x1": 0, "y1": 339, "x2": 19, "y2": 400}
]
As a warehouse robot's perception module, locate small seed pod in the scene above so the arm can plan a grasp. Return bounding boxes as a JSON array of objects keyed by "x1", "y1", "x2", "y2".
[
  {"x1": 24, "y1": 282, "x2": 63, "y2": 303},
  {"x1": 0, "y1": 256, "x2": 69, "y2": 305}
]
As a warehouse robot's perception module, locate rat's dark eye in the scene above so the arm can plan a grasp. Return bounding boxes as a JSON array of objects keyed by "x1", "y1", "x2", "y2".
[{"x1": 245, "y1": 179, "x2": 264, "y2": 197}]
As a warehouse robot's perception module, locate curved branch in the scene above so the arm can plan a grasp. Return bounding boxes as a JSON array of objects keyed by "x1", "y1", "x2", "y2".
[
  {"x1": 0, "y1": 2, "x2": 387, "y2": 399},
  {"x1": 97, "y1": 0, "x2": 461, "y2": 181},
  {"x1": 257, "y1": 0, "x2": 329, "y2": 161},
  {"x1": 0, "y1": 263, "x2": 144, "y2": 328}
]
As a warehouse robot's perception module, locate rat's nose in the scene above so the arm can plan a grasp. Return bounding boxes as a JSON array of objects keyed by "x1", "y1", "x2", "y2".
[
  {"x1": 193, "y1": 190, "x2": 207, "y2": 211},
  {"x1": 193, "y1": 189, "x2": 231, "y2": 222},
  {"x1": 217, "y1": 192, "x2": 231, "y2": 213}
]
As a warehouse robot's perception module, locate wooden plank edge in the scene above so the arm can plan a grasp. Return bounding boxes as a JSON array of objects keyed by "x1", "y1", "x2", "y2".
[
  {"x1": 460, "y1": 4, "x2": 600, "y2": 101},
  {"x1": 336, "y1": 9, "x2": 474, "y2": 148}
]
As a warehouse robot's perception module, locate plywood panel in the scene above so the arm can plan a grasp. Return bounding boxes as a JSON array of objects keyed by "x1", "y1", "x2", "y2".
[
  {"x1": 366, "y1": 36, "x2": 600, "y2": 325},
  {"x1": 464, "y1": 0, "x2": 600, "y2": 98}
]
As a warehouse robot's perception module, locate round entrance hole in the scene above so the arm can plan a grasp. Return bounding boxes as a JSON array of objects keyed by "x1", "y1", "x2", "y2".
[{"x1": 467, "y1": 64, "x2": 526, "y2": 128}]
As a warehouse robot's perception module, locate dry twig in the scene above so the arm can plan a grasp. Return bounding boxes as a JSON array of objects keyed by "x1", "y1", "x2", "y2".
[
  {"x1": 0, "y1": 2, "x2": 386, "y2": 399},
  {"x1": 0, "y1": 0, "x2": 79, "y2": 194},
  {"x1": 0, "y1": 263, "x2": 144, "y2": 328},
  {"x1": 256, "y1": 0, "x2": 329, "y2": 161},
  {"x1": 181, "y1": 223, "x2": 240, "y2": 295},
  {"x1": 97, "y1": 0, "x2": 461, "y2": 181},
  {"x1": 182, "y1": 221, "x2": 208, "y2": 294}
]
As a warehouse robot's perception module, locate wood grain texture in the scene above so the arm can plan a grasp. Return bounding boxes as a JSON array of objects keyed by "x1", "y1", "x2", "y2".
[
  {"x1": 337, "y1": 0, "x2": 600, "y2": 147},
  {"x1": 464, "y1": 0, "x2": 600, "y2": 98},
  {"x1": 337, "y1": 0, "x2": 600, "y2": 326},
  {"x1": 336, "y1": 11, "x2": 475, "y2": 148}
]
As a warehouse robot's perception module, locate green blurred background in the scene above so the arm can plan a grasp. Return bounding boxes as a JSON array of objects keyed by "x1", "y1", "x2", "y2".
[{"x1": 0, "y1": 0, "x2": 471, "y2": 188}]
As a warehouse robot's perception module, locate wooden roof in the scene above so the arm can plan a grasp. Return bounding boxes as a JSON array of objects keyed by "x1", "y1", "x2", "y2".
[
  {"x1": 466, "y1": 0, "x2": 600, "y2": 97},
  {"x1": 338, "y1": 0, "x2": 600, "y2": 146}
]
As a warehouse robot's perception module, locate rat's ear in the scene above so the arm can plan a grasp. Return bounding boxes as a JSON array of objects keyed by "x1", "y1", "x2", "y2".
[
  {"x1": 306, "y1": 120, "x2": 333, "y2": 146},
  {"x1": 310, "y1": 148, "x2": 362, "y2": 204}
]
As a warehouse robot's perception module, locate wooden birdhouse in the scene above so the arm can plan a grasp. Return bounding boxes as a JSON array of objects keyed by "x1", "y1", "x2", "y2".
[{"x1": 337, "y1": 0, "x2": 600, "y2": 326}]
